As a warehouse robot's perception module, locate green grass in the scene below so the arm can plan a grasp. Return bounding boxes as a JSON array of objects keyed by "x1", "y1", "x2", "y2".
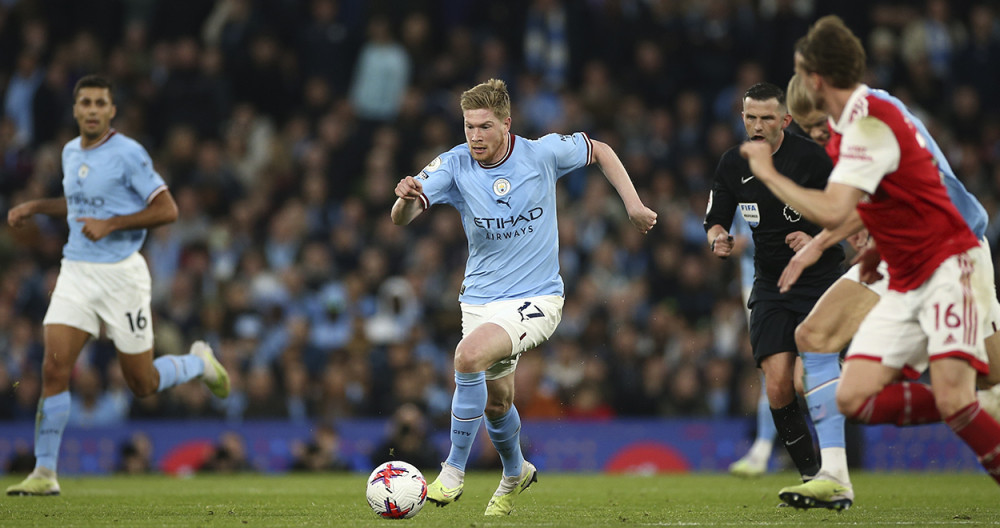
[{"x1": 1, "y1": 471, "x2": 998, "y2": 527}]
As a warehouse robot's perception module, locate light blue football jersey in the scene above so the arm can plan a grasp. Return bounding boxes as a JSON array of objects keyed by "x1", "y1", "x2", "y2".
[
  {"x1": 869, "y1": 89, "x2": 987, "y2": 238},
  {"x1": 61, "y1": 130, "x2": 167, "y2": 263},
  {"x1": 418, "y1": 132, "x2": 592, "y2": 303}
]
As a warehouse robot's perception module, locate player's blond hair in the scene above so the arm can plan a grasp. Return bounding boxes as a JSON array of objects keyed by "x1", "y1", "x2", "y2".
[
  {"x1": 786, "y1": 74, "x2": 815, "y2": 122},
  {"x1": 460, "y1": 79, "x2": 511, "y2": 120}
]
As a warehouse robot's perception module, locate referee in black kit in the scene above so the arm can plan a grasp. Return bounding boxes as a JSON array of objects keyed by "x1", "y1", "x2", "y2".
[{"x1": 704, "y1": 82, "x2": 843, "y2": 492}]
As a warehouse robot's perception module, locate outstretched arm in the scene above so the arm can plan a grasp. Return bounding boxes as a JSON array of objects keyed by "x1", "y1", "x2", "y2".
[
  {"x1": 590, "y1": 139, "x2": 657, "y2": 234},
  {"x1": 78, "y1": 189, "x2": 179, "y2": 241},
  {"x1": 391, "y1": 176, "x2": 425, "y2": 226},
  {"x1": 7, "y1": 197, "x2": 67, "y2": 227},
  {"x1": 740, "y1": 141, "x2": 862, "y2": 229}
]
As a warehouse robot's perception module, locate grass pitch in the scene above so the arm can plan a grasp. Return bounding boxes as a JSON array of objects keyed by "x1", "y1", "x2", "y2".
[{"x1": 1, "y1": 471, "x2": 997, "y2": 527}]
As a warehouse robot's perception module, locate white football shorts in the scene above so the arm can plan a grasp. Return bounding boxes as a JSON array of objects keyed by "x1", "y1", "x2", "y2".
[
  {"x1": 43, "y1": 252, "x2": 154, "y2": 354},
  {"x1": 461, "y1": 295, "x2": 563, "y2": 380},
  {"x1": 841, "y1": 259, "x2": 890, "y2": 296},
  {"x1": 841, "y1": 238, "x2": 999, "y2": 334},
  {"x1": 845, "y1": 245, "x2": 993, "y2": 377}
]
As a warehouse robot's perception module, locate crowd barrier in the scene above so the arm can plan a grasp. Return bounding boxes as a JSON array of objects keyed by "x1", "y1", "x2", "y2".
[{"x1": 0, "y1": 418, "x2": 982, "y2": 474}]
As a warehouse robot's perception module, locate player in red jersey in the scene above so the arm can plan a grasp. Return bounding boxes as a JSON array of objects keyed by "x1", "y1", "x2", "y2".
[{"x1": 740, "y1": 15, "x2": 1000, "y2": 507}]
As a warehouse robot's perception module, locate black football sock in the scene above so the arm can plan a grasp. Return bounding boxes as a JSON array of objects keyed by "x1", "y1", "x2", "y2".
[{"x1": 770, "y1": 399, "x2": 820, "y2": 479}]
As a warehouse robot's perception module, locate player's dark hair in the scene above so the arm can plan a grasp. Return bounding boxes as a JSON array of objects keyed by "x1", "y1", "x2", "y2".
[
  {"x1": 744, "y1": 82, "x2": 785, "y2": 106},
  {"x1": 795, "y1": 15, "x2": 866, "y2": 89},
  {"x1": 73, "y1": 74, "x2": 114, "y2": 101}
]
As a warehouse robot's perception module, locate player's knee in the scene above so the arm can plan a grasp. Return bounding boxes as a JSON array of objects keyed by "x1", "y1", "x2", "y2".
[
  {"x1": 453, "y1": 342, "x2": 488, "y2": 373},
  {"x1": 765, "y1": 382, "x2": 795, "y2": 408},
  {"x1": 40, "y1": 360, "x2": 71, "y2": 389},
  {"x1": 795, "y1": 322, "x2": 826, "y2": 353},
  {"x1": 452, "y1": 349, "x2": 477, "y2": 373}
]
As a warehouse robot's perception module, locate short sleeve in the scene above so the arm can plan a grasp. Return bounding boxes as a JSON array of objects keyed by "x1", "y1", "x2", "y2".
[
  {"x1": 536, "y1": 132, "x2": 593, "y2": 177},
  {"x1": 415, "y1": 154, "x2": 458, "y2": 209},
  {"x1": 124, "y1": 142, "x2": 167, "y2": 202},
  {"x1": 828, "y1": 116, "x2": 900, "y2": 195}
]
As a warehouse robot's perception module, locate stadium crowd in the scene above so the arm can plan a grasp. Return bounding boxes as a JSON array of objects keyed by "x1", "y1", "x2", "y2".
[{"x1": 1, "y1": 0, "x2": 999, "y2": 436}]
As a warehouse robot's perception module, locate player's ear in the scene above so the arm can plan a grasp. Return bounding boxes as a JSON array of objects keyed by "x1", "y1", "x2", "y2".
[
  {"x1": 781, "y1": 113, "x2": 793, "y2": 129},
  {"x1": 110, "y1": 103, "x2": 117, "y2": 121}
]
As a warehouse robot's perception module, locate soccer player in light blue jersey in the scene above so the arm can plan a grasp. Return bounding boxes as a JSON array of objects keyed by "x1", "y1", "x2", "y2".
[
  {"x1": 392, "y1": 79, "x2": 657, "y2": 516},
  {"x1": 5, "y1": 75, "x2": 230, "y2": 497}
]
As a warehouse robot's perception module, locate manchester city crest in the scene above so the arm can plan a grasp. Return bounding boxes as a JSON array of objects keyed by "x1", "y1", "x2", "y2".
[
  {"x1": 493, "y1": 178, "x2": 511, "y2": 196},
  {"x1": 78, "y1": 164, "x2": 89, "y2": 179}
]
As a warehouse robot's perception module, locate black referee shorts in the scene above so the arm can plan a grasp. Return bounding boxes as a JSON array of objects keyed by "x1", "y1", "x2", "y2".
[{"x1": 748, "y1": 296, "x2": 817, "y2": 366}]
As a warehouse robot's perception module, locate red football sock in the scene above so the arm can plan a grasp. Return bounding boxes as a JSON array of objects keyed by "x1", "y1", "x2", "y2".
[
  {"x1": 946, "y1": 402, "x2": 1000, "y2": 486},
  {"x1": 850, "y1": 382, "x2": 941, "y2": 426}
]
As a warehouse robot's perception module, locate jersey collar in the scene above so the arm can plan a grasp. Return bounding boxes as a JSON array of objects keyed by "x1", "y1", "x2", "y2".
[
  {"x1": 82, "y1": 128, "x2": 117, "y2": 150},
  {"x1": 477, "y1": 133, "x2": 515, "y2": 169},
  {"x1": 831, "y1": 85, "x2": 870, "y2": 134}
]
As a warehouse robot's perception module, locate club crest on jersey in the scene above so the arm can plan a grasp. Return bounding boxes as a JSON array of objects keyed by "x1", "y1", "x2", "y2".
[
  {"x1": 493, "y1": 178, "x2": 511, "y2": 196},
  {"x1": 783, "y1": 204, "x2": 802, "y2": 223},
  {"x1": 78, "y1": 164, "x2": 90, "y2": 179},
  {"x1": 739, "y1": 202, "x2": 760, "y2": 228}
]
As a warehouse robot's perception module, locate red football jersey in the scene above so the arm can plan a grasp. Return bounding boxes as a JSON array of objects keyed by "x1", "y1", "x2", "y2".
[
  {"x1": 824, "y1": 124, "x2": 840, "y2": 164},
  {"x1": 828, "y1": 86, "x2": 978, "y2": 292}
]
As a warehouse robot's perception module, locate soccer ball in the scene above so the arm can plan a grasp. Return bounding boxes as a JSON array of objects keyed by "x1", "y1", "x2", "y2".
[{"x1": 366, "y1": 460, "x2": 428, "y2": 519}]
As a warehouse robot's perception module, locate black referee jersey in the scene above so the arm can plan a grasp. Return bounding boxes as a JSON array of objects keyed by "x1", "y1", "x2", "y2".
[{"x1": 704, "y1": 131, "x2": 845, "y2": 303}]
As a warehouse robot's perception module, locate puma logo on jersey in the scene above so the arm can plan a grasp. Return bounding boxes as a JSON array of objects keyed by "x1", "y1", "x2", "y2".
[{"x1": 496, "y1": 198, "x2": 511, "y2": 208}]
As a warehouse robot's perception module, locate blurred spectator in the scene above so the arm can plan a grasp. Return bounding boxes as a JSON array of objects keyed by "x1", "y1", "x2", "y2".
[
  {"x1": 900, "y1": 0, "x2": 965, "y2": 80},
  {"x1": 201, "y1": 431, "x2": 251, "y2": 473},
  {"x1": 118, "y1": 432, "x2": 154, "y2": 474},
  {"x1": 3, "y1": 50, "x2": 44, "y2": 147},
  {"x1": 953, "y1": 4, "x2": 1000, "y2": 116},
  {"x1": 68, "y1": 365, "x2": 129, "y2": 428},
  {"x1": 513, "y1": 353, "x2": 563, "y2": 419},
  {"x1": 524, "y1": 0, "x2": 577, "y2": 91},
  {"x1": 5, "y1": 440, "x2": 35, "y2": 474},
  {"x1": 663, "y1": 362, "x2": 710, "y2": 416},
  {"x1": 349, "y1": 16, "x2": 410, "y2": 123},
  {"x1": 566, "y1": 380, "x2": 615, "y2": 420},
  {"x1": 0, "y1": 117, "x2": 33, "y2": 195},
  {"x1": 370, "y1": 403, "x2": 441, "y2": 471},
  {"x1": 297, "y1": 0, "x2": 357, "y2": 95},
  {"x1": 364, "y1": 276, "x2": 421, "y2": 346},
  {"x1": 289, "y1": 423, "x2": 349, "y2": 472},
  {"x1": 866, "y1": 26, "x2": 902, "y2": 90},
  {"x1": 241, "y1": 365, "x2": 287, "y2": 420},
  {"x1": 0, "y1": 364, "x2": 16, "y2": 420}
]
